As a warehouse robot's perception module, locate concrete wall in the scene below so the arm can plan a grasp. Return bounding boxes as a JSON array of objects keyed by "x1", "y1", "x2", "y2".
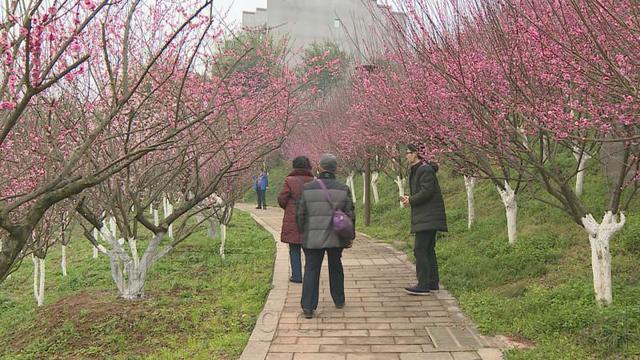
[{"x1": 243, "y1": 0, "x2": 404, "y2": 62}]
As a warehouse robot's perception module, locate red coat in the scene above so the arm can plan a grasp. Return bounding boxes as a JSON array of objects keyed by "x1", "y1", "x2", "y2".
[{"x1": 278, "y1": 169, "x2": 314, "y2": 244}]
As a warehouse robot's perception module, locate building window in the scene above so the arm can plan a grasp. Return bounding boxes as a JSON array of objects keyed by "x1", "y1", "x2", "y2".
[{"x1": 334, "y1": 18, "x2": 340, "y2": 28}]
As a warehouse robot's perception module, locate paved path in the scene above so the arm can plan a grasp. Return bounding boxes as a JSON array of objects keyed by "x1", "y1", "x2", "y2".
[{"x1": 237, "y1": 204, "x2": 503, "y2": 360}]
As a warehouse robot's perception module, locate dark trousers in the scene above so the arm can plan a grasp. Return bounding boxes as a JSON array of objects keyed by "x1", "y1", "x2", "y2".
[
  {"x1": 256, "y1": 189, "x2": 266, "y2": 208},
  {"x1": 289, "y1": 244, "x2": 302, "y2": 281},
  {"x1": 414, "y1": 230, "x2": 439, "y2": 290},
  {"x1": 301, "y1": 248, "x2": 344, "y2": 311}
]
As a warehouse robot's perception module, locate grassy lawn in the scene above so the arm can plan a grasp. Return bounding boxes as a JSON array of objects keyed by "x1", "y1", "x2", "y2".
[
  {"x1": 0, "y1": 211, "x2": 275, "y2": 360},
  {"x1": 345, "y1": 165, "x2": 640, "y2": 360}
]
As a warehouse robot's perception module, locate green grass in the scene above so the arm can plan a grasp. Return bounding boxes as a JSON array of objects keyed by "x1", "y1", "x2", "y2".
[{"x1": 0, "y1": 211, "x2": 275, "y2": 360}]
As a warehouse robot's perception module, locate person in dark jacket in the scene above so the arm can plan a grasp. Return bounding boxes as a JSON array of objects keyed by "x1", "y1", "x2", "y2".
[
  {"x1": 278, "y1": 156, "x2": 315, "y2": 283},
  {"x1": 296, "y1": 153, "x2": 355, "y2": 319},
  {"x1": 400, "y1": 144, "x2": 447, "y2": 295}
]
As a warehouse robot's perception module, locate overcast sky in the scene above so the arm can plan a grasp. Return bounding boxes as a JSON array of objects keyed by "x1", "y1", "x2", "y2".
[{"x1": 213, "y1": 0, "x2": 268, "y2": 29}]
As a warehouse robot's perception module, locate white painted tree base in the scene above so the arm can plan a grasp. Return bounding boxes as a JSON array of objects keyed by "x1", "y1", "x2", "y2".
[
  {"x1": 497, "y1": 182, "x2": 518, "y2": 245},
  {"x1": 346, "y1": 172, "x2": 356, "y2": 203},
  {"x1": 371, "y1": 171, "x2": 380, "y2": 204},
  {"x1": 573, "y1": 146, "x2": 591, "y2": 196},
  {"x1": 394, "y1": 176, "x2": 405, "y2": 208},
  {"x1": 582, "y1": 211, "x2": 625, "y2": 306},
  {"x1": 32, "y1": 255, "x2": 45, "y2": 307},
  {"x1": 464, "y1": 176, "x2": 477, "y2": 229},
  {"x1": 61, "y1": 245, "x2": 67, "y2": 277},
  {"x1": 219, "y1": 224, "x2": 227, "y2": 259}
]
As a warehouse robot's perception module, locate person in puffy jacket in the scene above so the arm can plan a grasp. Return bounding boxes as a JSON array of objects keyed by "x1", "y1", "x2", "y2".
[
  {"x1": 278, "y1": 156, "x2": 315, "y2": 284},
  {"x1": 401, "y1": 144, "x2": 447, "y2": 295},
  {"x1": 296, "y1": 153, "x2": 355, "y2": 319}
]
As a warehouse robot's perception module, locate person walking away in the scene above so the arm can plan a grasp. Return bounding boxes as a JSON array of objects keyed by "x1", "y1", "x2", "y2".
[
  {"x1": 278, "y1": 156, "x2": 314, "y2": 283},
  {"x1": 255, "y1": 171, "x2": 268, "y2": 209},
  {"x1": 400, "y1": 144, "x2": 447, "y2": 295},
  {"x1": 297, "y1": 154, "x2": 355, "y2": 319}
]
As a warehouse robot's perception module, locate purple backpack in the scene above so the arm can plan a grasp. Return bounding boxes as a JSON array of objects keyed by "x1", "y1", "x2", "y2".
[{"x1": 316, "y1": 179, "x2": 354, "y2": 242}]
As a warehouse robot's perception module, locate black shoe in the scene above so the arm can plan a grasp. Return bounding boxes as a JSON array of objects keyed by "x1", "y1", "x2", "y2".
[
  {"x1": 256, "y1": 206, "x2": 261, "y2": 209},
  {"x1": 289, "y1": 277, "x2": 302, "y2": 284},
  {"x1": 303, "y1": 309, "x2": 313, "y2": 319},
  {"x1": 335, "y1": 303, "x2": 345, "y2": 309},
  {"x1": 404, "y1": 286, "x2": 430, "y2": 296}
]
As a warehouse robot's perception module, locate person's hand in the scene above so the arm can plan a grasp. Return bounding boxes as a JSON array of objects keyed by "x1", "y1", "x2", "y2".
[{"x1": 400, "y1": 196, "x2": 410, "y2": 208}]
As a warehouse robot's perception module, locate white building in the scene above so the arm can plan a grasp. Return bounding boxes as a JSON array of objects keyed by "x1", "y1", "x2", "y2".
[{"x1": 242, "y1": 0, "x2": 405, "y2": 62}]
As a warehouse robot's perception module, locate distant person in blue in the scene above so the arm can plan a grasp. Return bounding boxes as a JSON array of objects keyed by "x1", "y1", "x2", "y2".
[{"x1": 254, "y1": 170, "x2": 268, "y2": 210}]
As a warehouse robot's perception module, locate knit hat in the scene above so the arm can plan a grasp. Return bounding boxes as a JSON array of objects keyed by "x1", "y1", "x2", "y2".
[{"x1": 319, "y1": 153, "x2": 338, "y2": 173}]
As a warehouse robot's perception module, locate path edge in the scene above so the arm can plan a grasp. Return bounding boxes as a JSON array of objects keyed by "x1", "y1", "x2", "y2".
[{"x1": 238, "y1": 208, "x2": 289, "y2": 360}]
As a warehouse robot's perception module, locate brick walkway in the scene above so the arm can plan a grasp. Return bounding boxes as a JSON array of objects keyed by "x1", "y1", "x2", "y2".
[{"x1": 237, "y1": 204, "x2": 503, "y2": 360}]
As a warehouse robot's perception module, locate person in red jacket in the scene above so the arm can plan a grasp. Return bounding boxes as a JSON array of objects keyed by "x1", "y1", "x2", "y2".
[{"x1": 278, "y1": 156, "x2": 315, "y2": 283}]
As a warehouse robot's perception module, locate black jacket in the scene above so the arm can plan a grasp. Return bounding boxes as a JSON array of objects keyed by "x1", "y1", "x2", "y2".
[
  {"x1": 408, "y1": 162, "x2": 448, "y2": 233},
  {"x1": 296, "y1": 172, "x2": 355, "y2": 248}
]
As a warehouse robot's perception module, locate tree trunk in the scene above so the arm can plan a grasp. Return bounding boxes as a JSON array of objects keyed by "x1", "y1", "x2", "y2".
[
  {"x1": 464, "y1": 176, "x2": 476, "y2": 229},
  {"x1": 582, "y1": 212, "x2": 625, "y2": 306},
  {"x1": 108, "y1": 217, "x2": 117, "y2": 240},
  {"x1": 497, "y1": 181, "x2": 518, "y2": 245},
  {"x1": 101, "y1": 231, "x2": 169, "y2": 300},
  {"x1": 361, "y1": 171, "x2": 366, "y2": 204},
  {"x1": 32, "y1": 255, "x2": 45, "y2": 307},
  {"x1": 208, "y1": 218, "x2": 218, "y2": 239},
  {"x1": 129, "y1": 238, "x2": 139, "y2": 268},
  {"x1": 61, "y1": 244, "x2": 67, "y2": 277},
  {"x1": 371, "y1": 171, "x2": 380, "y2": 204},
  {"x1": 573, "y1": 146, "x2": 591, "y2": 196},
  {"x1": 219, "y1": 223, "x2": 226, "y2": 259},
  {"x1": 394, "y1": 175, "x2": 405, "y2": 208},
  {"x1": 92, "y1": 228, "x2": 99, "y2": 258},
  {"x1": 153, "y1": 209, "x2": 159, "y2": 227},
  {"x1": 195, "y1": 212, "x2": 205, "y2": 223},
  {"x1": 346, "y1": 172, "x2": 356, "y2": 203},
  {"x1": 167, "y1": 203, "x2": 174, "y2": 239}
]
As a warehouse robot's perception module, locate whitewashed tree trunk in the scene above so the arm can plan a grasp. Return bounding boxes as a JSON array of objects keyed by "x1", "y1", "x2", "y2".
[
  {"x1": 573, "y1": 146, "x2": 591, "y2": 196},
  {"x1": 163, "y1": 196, "x2": 169, "y2": 218},
  {"x1": 219, "y1": 224, "x2": 227, "y2": 259},
  {"x1": 497, "y1": 181, "x2": 518, "y2": 245},
  {"x1": 361, "y1": 171, "x2": 366, "y2": 204},
  {"x1": 94, "y1": 227, "x2": 170, "y2": 300},
  {"x1": 371, "y1": 171, "x2": 380, "y2": 204},
  {"x1": 92, "y1": 228, "x2": 99, "y2": 258},
  {"x1": 129, "y1": 238, "x2": 139, "y2": 268},
  {"x1": 517, "y1": 126, "x2": 529, "y2": 149},
  {"x1": 32, "y1": 255, "x2": 45, "y2": 307},
  {"x1": 195, "y1": 212, "x2": 205, "y2": 224},
  {"x1": 108, "y1": 217, "x2": 117, "y2": 240},
  {"x1": 167, "y1": 203, "x2": 174, "y2": 239},
  {"x1": 208, "y1": 218, "x2": 218, "y2": 239},
  {"x1": 464, "y1": 176, "x2": 477, "y2": 229},
  {"x1": 346, "y1": 172, "x2": 356, "y2": 203},
  {"x1": 61, "y1": 245, "x2": 67, "y2": 277},
  {"x1": 394, "y1": 176, "x2": 405, "y2": 208},
  {"x1": 582, "y1": 211, "x2": 625, "y2": 306},
  {"x1": 153, "y1": 209, "x2": 159, "y2": 227}
]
